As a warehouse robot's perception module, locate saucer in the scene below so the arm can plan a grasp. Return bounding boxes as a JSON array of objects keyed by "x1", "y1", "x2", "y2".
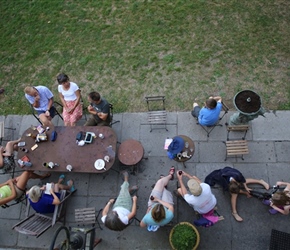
[{"x1": 94, "y1": 159, "x2": 105, "y2": 170}]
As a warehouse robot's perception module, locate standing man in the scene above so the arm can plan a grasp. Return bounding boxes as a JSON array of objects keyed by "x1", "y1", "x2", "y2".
[
  {"x1": 24, "y1": 86, "x2": 55, "y2": 127},
  {"x1": 176, "y1": 170, "x2": 217, "y2": 215},
  {"x1": 191, "y1": 96, "x2": 222, "y2": 126},
  {"x1": 84, "y1": 91, "x2": 111, "y2": 126}
]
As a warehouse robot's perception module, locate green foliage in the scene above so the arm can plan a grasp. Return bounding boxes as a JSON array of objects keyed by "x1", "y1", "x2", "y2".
[
  {"x1": 0, "y1": 0, "x2": 289, "y2": 115},
  {"x1": 171, "y1": 224, "x2": 197, "y2": 250}
]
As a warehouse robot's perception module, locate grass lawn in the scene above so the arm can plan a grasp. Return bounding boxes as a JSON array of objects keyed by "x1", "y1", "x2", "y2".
[{"x1": 0, "y1": 0, "x2": 289, "y2": 115}]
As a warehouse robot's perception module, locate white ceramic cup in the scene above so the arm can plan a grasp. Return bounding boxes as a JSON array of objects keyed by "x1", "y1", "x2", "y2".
[
  {"x1": 104, "y1": 155, "x2": 110, "y2": 162},
  {"x1": 66, "y1": 165, "x2": 73, "y2": 171}
]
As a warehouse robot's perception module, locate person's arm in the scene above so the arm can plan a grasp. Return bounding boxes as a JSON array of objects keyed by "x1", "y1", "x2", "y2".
[
  {"x1": 153, "y1": 197, "x2": 174, "y2": 213},
  {"x1": 177, "y1": 172, "x2": 187, "y2": 196},
  {"x1": 276, "y1": 181, "x2": 290, "y2": 187},
  {"x1": 59, "y1": 92, "x2": 67, "y2": 110},
  {"x1": 0, "y1": 147, "x2": 4, "y2": 168},
  {"x1": 0, "y1": 179, "x2": 16, "y2": 205},
  {"x1": 102, "y1": 198, "x2": 115, "y2": 216},
  {"x1": 50, "y1": 184, "x2": 60, "y2": 205},
  {"x1": 271, "y1": 203, "x2": 290, "y2": 215},
  {"x1": 45, "y1": 97, "x2": 54, "y2": 117},
  {"x1": 98, "y1": 111, "x2": 108, "y2": 121},
  {"x1": 32, "y1": 92, "x2": 41, "y2": 108},
  {"x1": 127, "y1": 196, "x2": 138, "y2": 220},
  {"x1": 140, "y1": 219, "x2": 147, "y2": 228},
  {"x1": 71, "y1": 89, "x2": 81, "y2": 111},
  {"x1": 212, "y1": 96, "x2": 222, "y2": 102},
  {"x1": 242, "y1": 182, "x2": 251, "y2": 193}
]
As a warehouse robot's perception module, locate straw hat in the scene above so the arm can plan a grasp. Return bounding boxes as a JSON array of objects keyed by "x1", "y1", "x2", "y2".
[{"x1": 187, "y1": 179, "x2": 202, "y2": 196}]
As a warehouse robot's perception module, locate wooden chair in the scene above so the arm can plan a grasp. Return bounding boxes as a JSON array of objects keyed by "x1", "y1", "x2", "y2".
[
  {"x1": 197, "y1": 102, "x2": 229, "y2": 137},
  {"x1": 225, "y1": 125, "x2": 249, "y2": 160},
  {"x1": 13, "y1": 189, "x2": 76, "y2": 238},
  {"x1": 145, "y1": 96, "x2": 168, "y2": 132},
  {"x1": 69, "y1": 207, "x2": 103, "y2": 249}
]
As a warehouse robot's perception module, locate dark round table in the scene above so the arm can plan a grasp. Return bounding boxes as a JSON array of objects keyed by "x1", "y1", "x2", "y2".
[{"x1": 173, "y1": 135, "x2": 195, "y2": 167}]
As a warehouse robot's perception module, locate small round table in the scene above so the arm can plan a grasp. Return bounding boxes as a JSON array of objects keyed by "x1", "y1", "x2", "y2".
[
  {"x1": 118, "y1": 139, "x2": 144, "y2": 173},
  {"x1": 173, "y1": 135, "x2": 195, "y2": 167}
]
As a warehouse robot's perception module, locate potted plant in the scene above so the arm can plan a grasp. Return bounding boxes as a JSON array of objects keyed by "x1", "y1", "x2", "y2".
[{"x1": 169, "y1": 222, "x2": 200, "y2": 250}]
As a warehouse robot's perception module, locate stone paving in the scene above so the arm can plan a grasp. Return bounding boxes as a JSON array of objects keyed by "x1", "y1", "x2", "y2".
[{"x1": 0, "y1": 110, "x2": 290, "y2": 249}]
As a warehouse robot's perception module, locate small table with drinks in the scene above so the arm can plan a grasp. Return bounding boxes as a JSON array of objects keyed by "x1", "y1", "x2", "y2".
[{"x1": 173, "y1": 135, "x2": 195, "y2": 168}]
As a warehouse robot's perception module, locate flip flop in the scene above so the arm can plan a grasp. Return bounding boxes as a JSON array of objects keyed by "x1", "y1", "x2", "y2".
[
  {"x1": 169, "y1": 167, "x2": 175, "y2": 180},
  {"x1": 58, "y1": 174, "x2": 65, "y2": 184},
  {"x1": 40, "y1": 173, "x2": 51, "y2": 180},
  {"x1": 129, "y1": 185, "x2": 139, "y2": 196},
  {"x1": 232, "y1": 212, "x2": 243, "y2": 222},
  {"x1": 67, "y1": 180, "x2": 75, "y2": 192}
]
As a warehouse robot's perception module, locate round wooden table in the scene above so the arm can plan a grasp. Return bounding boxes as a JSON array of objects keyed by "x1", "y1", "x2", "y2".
[
  {"x1": 118, "y1": 139, "x2": 144, "y2": 166},
  {"x1": 173, "y1": 135, "x2": 195, "y2": 167}
]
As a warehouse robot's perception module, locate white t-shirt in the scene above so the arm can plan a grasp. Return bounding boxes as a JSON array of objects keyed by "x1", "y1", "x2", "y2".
[
  {"x1": 58, "y1": 82, "x2": 79, "y2": 101},
  {"x1": 101, "y1": 207, "x2": 130, "y2": 225},
  {"x1": 184, "y1": 183, "x2": 217, "y2": 214}
]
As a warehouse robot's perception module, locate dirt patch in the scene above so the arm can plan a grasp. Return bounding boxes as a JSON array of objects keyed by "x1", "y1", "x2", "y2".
[{"x1": 234, "y1": 90, "x2": 261, "y2": 113}]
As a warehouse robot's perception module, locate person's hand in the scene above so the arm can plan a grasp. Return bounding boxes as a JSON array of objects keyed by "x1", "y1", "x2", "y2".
[
  {"x1": 109, "y1": 198, "x2": 115, "y2": 203},
  {"x1": 132, "y1": 196, "x2": 138, "y2": 202},
  {"x1": 0, "y1": 146, "x2": 4, "y2": 153},
  {"x1": 40, "y1": 185, "x2": 46, "y2": 191},
  {"x1": 34, "y1": 94, "x2": 40, "y2": 101},
  {"x1": 45, "y1": 110, "x2": 50, "y2": 117},
  {"x1": 245, "y1": 187, "x2": 252, "y2": 193},
  {"x1": 88, "y1": 105, "x2": 94, "y2": 112},
  {"x1": 177, "y1": 171, "x2": 183, "y2": 180}
]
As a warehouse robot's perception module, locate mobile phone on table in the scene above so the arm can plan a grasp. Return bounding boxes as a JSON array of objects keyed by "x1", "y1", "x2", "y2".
[{"x1": 18, "y1": 142, "x2": 26, "y2": 147}]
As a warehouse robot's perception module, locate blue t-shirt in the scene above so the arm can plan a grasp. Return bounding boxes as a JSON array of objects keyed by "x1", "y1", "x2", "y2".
[
  {"x1": 198, "y1": 102, "x2": 222, "y2": 126},
  {"x1": 28, "y1": 193, "x2": 60, "y2": 214},
  {"x1": 141, "y1": 204, "x2": 174, "y2": 226}
]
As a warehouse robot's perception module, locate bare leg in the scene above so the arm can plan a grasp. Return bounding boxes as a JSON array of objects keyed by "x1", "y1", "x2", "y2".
[
  {"x1": 193, "y1": 102, "x2": 199, "y2": 108},
  {"x1": 153, "y1": 174, "x2": 171, "y2": 193},
  {"x1": 246, "y1": 178, "x2": 269, "y2": 190},
  {"x1": 39, "y1": 114, "x2": 53, "y2": 127},
  {"x1": 55, "y1": 179, "x2": 73, "y2": 192},
  {"x1": 14, "y1": 171, "x2": 47, "y2": 190},
  {"x1": 3, "y1": 138, "x2": 21, "y2": 156},
  {"x1": 231, "y1": 193, "x2": 243, "y2": 222}
]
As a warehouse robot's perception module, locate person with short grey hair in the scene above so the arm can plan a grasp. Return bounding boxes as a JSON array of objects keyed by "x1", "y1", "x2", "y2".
[{"x1": 27, "y1": 176, "x2": 74, "y2": 214}]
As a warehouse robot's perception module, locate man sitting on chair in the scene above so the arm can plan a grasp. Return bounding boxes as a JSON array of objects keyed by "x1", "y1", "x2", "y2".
[
  {"x1": 84, "y1": 91, "x2": 111, "y2": 126},
  {"x1": 24, "y1": 86, "x2": 56, "y2": 127},
  {"x1": 191, "y1": 96, "x2": 222, "y2": 126}
]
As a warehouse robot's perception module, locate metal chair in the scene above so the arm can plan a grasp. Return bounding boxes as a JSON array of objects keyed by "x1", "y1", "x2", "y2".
[
  {"x1": 145, "y1": 96, "x2": 168, "y2": 132},
  {"x1": 109, "y1": 103, "x2": 120, "y2": 127},
  {"x1": 196, "y1": 102, "x2": 229, "y2": 137},
  {"x1": 27, "y1": 101, "x2": 63, "y2": 125},
  {"x1": 0, "y1": 121, "x2": 16, "y2": 145},
  {"x1": 13, "y1": 189, "x2": 76, "y2": 238}
]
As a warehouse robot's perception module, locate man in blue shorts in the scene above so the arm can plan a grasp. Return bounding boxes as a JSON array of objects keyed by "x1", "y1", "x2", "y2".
[
  {"x1": 191, "y1": 96, "x2": 222, "y2": 126},
  {"x1": 24, "y1": 86, "x2": 56, "y2": 127}
]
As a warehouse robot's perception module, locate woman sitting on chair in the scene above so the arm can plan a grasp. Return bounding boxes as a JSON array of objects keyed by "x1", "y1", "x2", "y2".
[
  {"x1": 140, "y1": 167, "x2": 175, "y2": 230},
  {"x1": 27, "y1": 177, "x2": 74, "y2": 214},
  {"x1": 0, "y1": 171, "x2": 50, "y2": 206}
]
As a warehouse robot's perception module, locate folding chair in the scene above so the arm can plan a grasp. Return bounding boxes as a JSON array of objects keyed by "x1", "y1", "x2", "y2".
[
  {"x1": 69, "y1": 207, "x2": 103, "y2": 249},
  {"x1": 145, "y1": 96, "x2": 168, "y2": 132},
  {"x1": 196, "y1": 102, "x2": 229, "y2": 137},
  {"x1": 13, "y1": 189, "x2": 76, "y2": 238},
  {"x1": 225, "y1": 124, "x2": 249, "y2": 161},
  {"x1": 27, "y1": 101, "x2": 63, "y2": 125},
  {"x1": 109, "y1": 103, "x2": 120, "y2": 127}
]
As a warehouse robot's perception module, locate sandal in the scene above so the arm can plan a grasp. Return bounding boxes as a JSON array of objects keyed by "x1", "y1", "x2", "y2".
[
  {"x1": 232, "y1": 212, "x2": 243, "y2": 222},
  {"x1": 129, "y1": 185, "x2": 139, "y2": 196},
  {"x1": 169, "y1": 167, "x2": 175, "y2": 180}
]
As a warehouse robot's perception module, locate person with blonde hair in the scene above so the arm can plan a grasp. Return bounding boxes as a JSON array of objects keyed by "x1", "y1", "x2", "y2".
[
  {"x1": 262, "y1": 181, "x2": 290, "y2": 215},
  {"x1": 140, "y1": 167, "x2": 175, "y2": 230},
  {"x1": 57, "y1": 73, "x2": 82, "y2": 126},
  {"x1": 27, "y1": 176, "x2": 74, "y2": 214},
  {"x1": 24, "y1": 86, "x2": 55, "y2": 127}
]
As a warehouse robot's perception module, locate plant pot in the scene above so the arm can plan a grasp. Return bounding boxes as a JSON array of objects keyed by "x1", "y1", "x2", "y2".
[{"x1": 169, "y1": 222, "x2": 200, "y2": 250}]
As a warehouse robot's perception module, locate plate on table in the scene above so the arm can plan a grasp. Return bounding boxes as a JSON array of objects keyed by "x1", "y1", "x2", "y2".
[{"x1": 94, "y1": 159, "x2": 105, "y2": 170}]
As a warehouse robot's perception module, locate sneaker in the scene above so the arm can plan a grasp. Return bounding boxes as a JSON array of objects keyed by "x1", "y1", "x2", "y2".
[
  {"x1": 269, "y1": 208, "x2": 278, "y2": 215},
  {"x1": 262, "y1": 199, "x2": 271, "y2": 206}
]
